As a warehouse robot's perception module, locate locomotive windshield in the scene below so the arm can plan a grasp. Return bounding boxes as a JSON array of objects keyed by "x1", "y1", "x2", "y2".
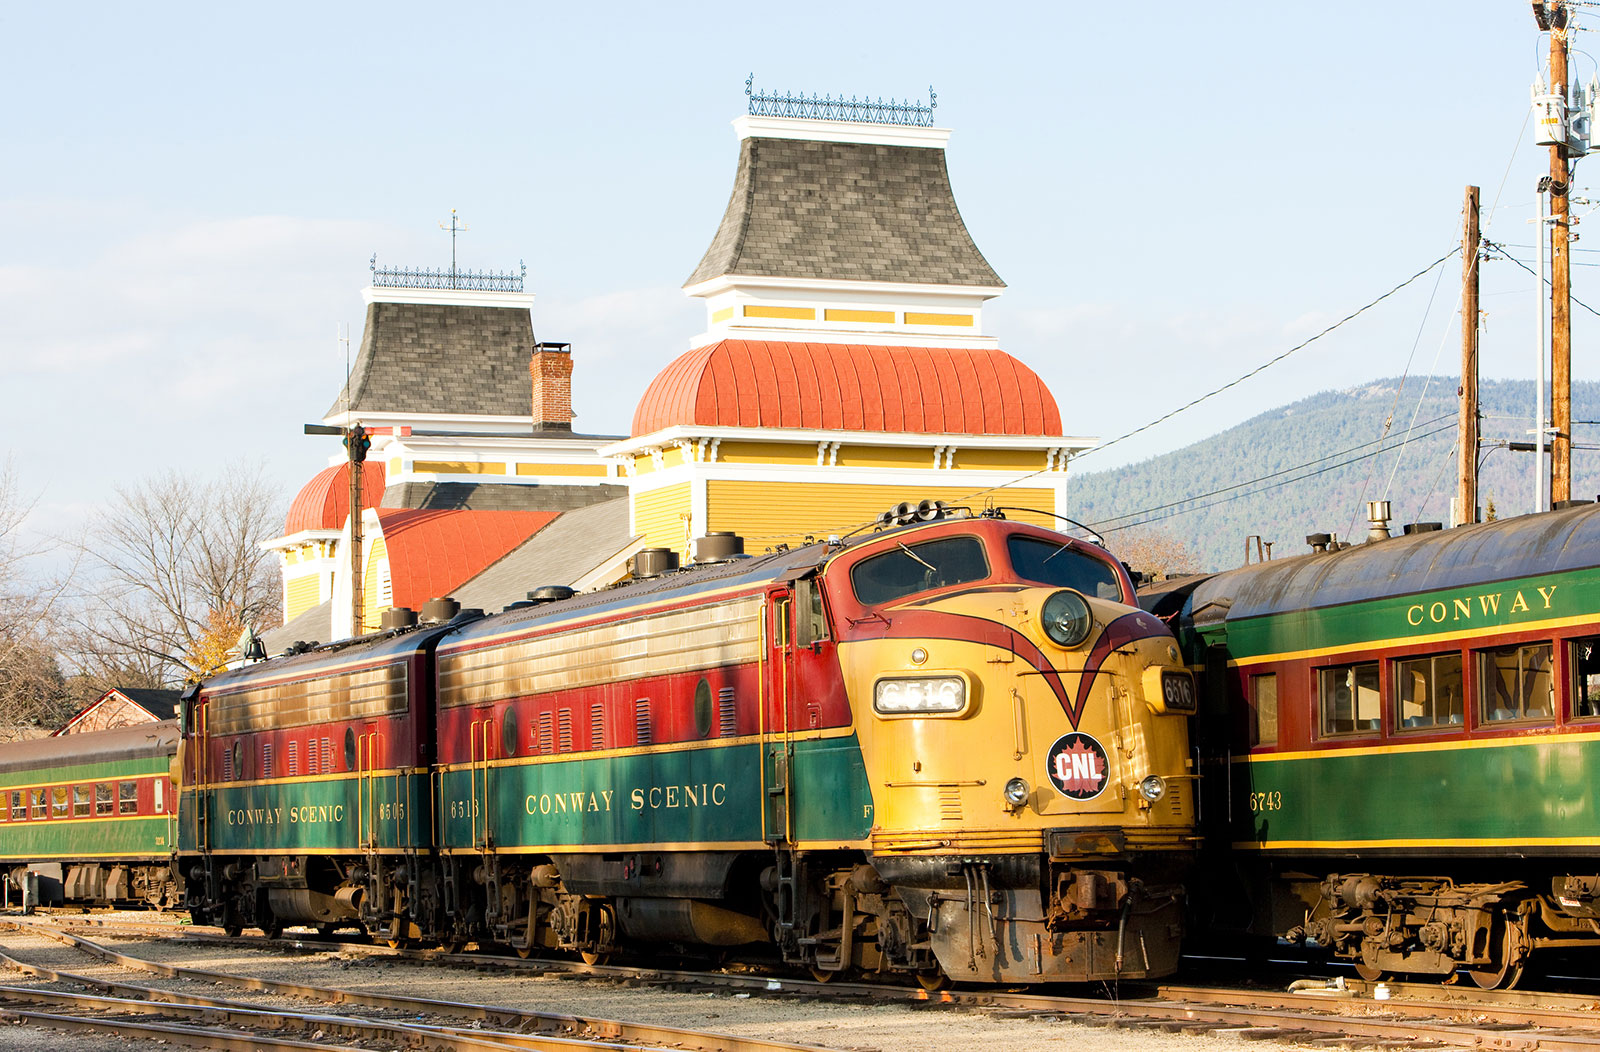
[
  {"x1": 851, "y1": 535, "x2": 989, "y2": 605},
  {"x1": 1007, "y1": 536, "x2": 1125, "y2": 601}
]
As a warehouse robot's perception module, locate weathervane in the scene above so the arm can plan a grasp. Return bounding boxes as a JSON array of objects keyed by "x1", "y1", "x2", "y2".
[{"x1": 439, "y1": 209, "x2": 469, "y2": 287}]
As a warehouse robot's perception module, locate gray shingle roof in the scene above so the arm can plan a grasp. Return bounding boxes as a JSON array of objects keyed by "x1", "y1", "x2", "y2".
[
  {"x1": 450, "y1": 497, "x2": 635, "y2": 614},
  {"x1": 686, "y1": 136, "x2": 1004, "y2": 288},
  {"x1": 326, "y1": 301, "x2": 537, "y2": 419},
  {"x1": 260, "y1": 599, "x2": 332, "y2": 655},
  {"x1": 380, "y1": 481, "x2": 627, "y2": 512}
]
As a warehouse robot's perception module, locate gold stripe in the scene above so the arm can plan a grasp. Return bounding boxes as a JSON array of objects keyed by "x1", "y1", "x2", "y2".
[
  {"x1": 743, "y1": 305, "x2": 815, "y2": 320},
  {"x1": 438, "y1": 596, "x2": 765, "y2": 708},
  {"x1": 1230, "y1": 611, "x2": 1596, "y2": 668},
  {"x1": 435, "y1": 724, "x2": 859, "y2": 774},
  {"x1": 445, "y1": 840, "x2": 776, "y2": 855},
  {"x1": 1237, "y1": 836, "x2": 1600, "y2": 850},
  {"x1": 0, "y1": 812, "x2": 167, "y2": 827},
  {"x1": 904, "y1": 312, "x2": 973, "y2": 327},
  {"x1": 1237, "y1": 727, "x2": 1600, "y2": 764},
  {"x1": 412, "y1": 461, "x2": 507, "y2": 476},
  {"x1": 190, "y1": 770, "x2": 393, "y2": 790},
  {"x1": 711, "y1": 307, "x2": 735, "y2": 323},
  {"x1": 824, "y1": 308, "x2": 895, "y2": 323}
]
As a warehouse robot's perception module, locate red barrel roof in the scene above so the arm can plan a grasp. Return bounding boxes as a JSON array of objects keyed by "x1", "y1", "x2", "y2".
[
  {"x1": 375, "y1": 509, "x2": 557, "y2": 610},
  {"x1": 283, "y1": 462, "x2": 387, "y2": 536},
  {"x1": 631, "y1": 340, "x2": 1062, "y2": 438}
]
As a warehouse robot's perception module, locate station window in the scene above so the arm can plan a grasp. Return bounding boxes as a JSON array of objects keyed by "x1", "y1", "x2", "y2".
[
  {"x1": 1478, "y1": 643, "x2": 1553, "y2": 723},
  {"x1": 73, "y1": 785, "x2": 90, "y2": 817},
  {"x1": 96, "y1": 782, "x2": 113, "y2": 816},
  {"x1": 30, "y1": 789, "x2": 46, "y2": 819},
  {"x1": 1571, "y1": 636, "x2": 1600, "y2": 719},
  {"x1": 1318, "y1": 662, "x2": 1381, "y2": 736},
  {"x1": 119, "y1": 781, "x2": 138, "y2": 815},
  {"x1": 1248, "y1": 673, "x2": 1278, "y2": 746},
  {"x1": 50, "y1": 787, "x2": 68, "y2": 819},
  {"x1": 1393, "y1": 652, "x2": 1464, "y2": 730}
]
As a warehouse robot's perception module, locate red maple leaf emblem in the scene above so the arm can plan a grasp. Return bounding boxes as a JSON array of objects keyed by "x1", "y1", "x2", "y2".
[{"x1": 1052, "y1": 739, "x2": 1105, "y2": 794}]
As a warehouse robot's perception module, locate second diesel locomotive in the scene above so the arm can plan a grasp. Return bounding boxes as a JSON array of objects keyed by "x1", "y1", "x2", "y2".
[{"x1": 180, "y1": 504, "x2": 1197, "y2": 983}]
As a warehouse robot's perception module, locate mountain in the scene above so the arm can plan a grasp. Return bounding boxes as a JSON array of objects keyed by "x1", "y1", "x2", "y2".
[{"x1": 1067, "y1": 377, "x2": 1600, "y2": 572}]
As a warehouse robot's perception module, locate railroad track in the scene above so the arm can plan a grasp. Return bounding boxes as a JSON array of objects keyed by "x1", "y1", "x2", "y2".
[
  {"x1": 0, "y1": 923, "x2": 836, "y2": 1052},
  {"x1": 16, "y1": 917, "x2": 1600, "y2": 1050}
]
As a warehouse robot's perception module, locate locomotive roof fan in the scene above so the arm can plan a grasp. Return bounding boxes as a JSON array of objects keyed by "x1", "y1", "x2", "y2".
[
  {"x1": 420, "y1": 597, "x2": 461, "y2": 624},
  {"x1": 632, "y1": 548, "x2": 680, "y2": 579},
  {"x1": 381, "y1": 607, "x2": 418, "y2": 631},
  {"x1": 692, "y1": 532, "x2": 745, "y2": 563},
  {"x1": 527, "y1": 585, "x2": 577, "y2": 604}
]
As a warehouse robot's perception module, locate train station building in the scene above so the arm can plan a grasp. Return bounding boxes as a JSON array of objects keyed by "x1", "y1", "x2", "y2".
[{"x1": 262, "y1": 92, "x2": 1092, "y2": 648}]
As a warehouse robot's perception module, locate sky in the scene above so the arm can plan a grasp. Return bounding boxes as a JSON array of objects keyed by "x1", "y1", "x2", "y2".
[{"x1": 4, "y1": 1, "x2": 1596, "y2": 546}]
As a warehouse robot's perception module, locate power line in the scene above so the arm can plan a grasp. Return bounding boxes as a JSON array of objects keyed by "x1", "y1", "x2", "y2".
[
  {"x1": 1484, "y1": 241, "x2": 1600, "y2": 318},
  {"x1": 1097, "y1": 420, "x2": 1459, "y2": 535},
  {"x1": 1075, "y1": 248, "x2": 1461, "y2": 462}
]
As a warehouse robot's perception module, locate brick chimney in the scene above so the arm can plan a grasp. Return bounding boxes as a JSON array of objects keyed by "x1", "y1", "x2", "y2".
[{"x1": 530, "y1": 342, "x2": 574, "y2": 431}]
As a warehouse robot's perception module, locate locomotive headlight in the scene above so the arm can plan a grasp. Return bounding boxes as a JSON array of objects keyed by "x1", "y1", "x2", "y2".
[
  {"x1": 1003, "y1": 777, "x2": 1031, "y2": 810},
  {"x1": 1040, "y1": 590, "x2": 1093, "y2": 648},
  {"x1": 1138, "y1": 775, "x2": 1167, "y2": 802},
  {"x1": 873, "y1": 675, "x2": 967, "y2": 715}
]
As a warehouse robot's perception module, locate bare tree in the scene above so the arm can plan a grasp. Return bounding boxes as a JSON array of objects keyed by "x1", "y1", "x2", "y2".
[
  {"x1": 1110, "y1": 526, "x2": 1200, "y2": 580},
  {"x1": 74, "y1": 466, "x2": 284, "y2": 686},
  {"x1": 0, "y1": 458, "x2": 79, "y2": 737}
]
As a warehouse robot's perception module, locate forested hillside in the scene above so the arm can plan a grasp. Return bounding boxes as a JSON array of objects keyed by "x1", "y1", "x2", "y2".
[{"x1": 1068, "y1": 378, "x2": 1600, "y2": 572}]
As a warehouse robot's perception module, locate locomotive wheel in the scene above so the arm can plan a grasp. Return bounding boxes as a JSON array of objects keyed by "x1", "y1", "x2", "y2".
[
  {"x1": 515, "y1": 941, "x2": 536, "y2": 959},
  {"x1": 915, "y1": 970, "x2": 951, "y2": 992},
  {"x1": 223, "y1": 921, "x2": 243, "y2": 938},
  {"x1": 262, "y1": 917, "x2": 284, "y2": 940},
  {"x1": 578, "y1": 950, "x2": 610, "y2": 966},
  {"x1": 1466, "y1": 915, "x2": 1530, "y2": 990},
  {"x1": 809, "y1": 967, "x2": 838, "y2": 983},
  {"x1": 1353, "y1": 960, "x2": 1385, "y2": 982}
]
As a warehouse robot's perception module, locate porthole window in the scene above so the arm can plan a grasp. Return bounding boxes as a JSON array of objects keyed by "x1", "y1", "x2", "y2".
[
  {"x1": 232, "y1": 740, "x2": 243, "y2": 780},
  {"x1": 694, "y1": 679, "x2": 713, "y2": 738},
  {"x1": 344, "y1": 728, "x2": 357, "y2": 770},
  {"x1": 502, "y1": 708, "x2": 519, "y2": 757}
]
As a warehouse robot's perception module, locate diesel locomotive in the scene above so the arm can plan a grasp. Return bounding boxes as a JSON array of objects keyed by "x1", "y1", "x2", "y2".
[
  {"x1": 178, "y1": 504, "x2": 1198, "y2": 984},
  {"x1": 1145, "y1": 502, "x2": 1600, "y2": 989}
]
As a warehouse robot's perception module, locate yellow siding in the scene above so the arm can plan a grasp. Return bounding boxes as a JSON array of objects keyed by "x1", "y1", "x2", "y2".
[
  {"x1": 361, "y1": 536, "x2": 390, "y2": 634},
  {"x1": 717, "y1": 441, "x2": 822, "y2": 466},
  {"x1": 515, "y1": 462, "x2": 609, "y2": 477},
  {"x1": 837, "y1": 445, "x2": 937, "y2": 469},
  {"x1": 824, "y1": 308, "x2": 895, "y2": 323},
  {"x1": 412, "y1": 460, "x2": 507, "y2": 475},
  {"x1": 744, "y1": 305, "x2": 815, "y2": 320},
  {"x1": 904, "y1": 312, "x2": 974, "y2": 327},
  {"x1": 388, "y1": 457, "x2": 403, "y2": 474},
  {"x1": 285, "y1": 574, "x2": 322, "y2": 622},
  {"x1": 707, "y1": 481, "x2": 1058, "y2": 547},
  {"x1": 711, "y1": 306, "x2": 735, "y2": 323},
  {"x1": 950, "y1": 447, "x2": 1051, "y2": 471},
  {"x1": 632, "y1": 482, "x2": 693, "y2": 557}
]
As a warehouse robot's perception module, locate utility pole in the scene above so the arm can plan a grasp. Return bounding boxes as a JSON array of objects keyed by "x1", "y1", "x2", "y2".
[
  {"x1": 305, "y1": 423, "x2": 372, "y2": 635},
  {"x1": 1549, "y1": 2, "x2": 1574, "y2": 505},
  {"x1": 1459, "y1": 186, "x2": 1481, "y2": 526},
  {"x1": 439, "y1": 209, "x2": 468, "y2": 289}
]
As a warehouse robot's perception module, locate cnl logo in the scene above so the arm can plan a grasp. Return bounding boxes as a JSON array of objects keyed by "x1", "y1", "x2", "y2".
[{"x1": 1046, "y1": 732, "x2": 1109, "y2": 801}]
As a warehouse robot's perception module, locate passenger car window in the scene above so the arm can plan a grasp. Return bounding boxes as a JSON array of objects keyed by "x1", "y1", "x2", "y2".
[
  {"x1": 1393, "y1": 652, "x2": 1464, "y2": 730},
  {"x1": 1572, "y1": 636, "x2": 1600, "y2": 719},
  {"x1": 850, "y1": 536, "x2": 989, "y2": 606},
  {"x1": 1478, "y1": 643, "x2": 1553, "y2": 722},
  {"x1": 73, "y1": 785, "x2": 90, "y2": 817},
  {"x1": 1008, "y1": 536, "x2": 1124, "y2": 600},
  {"x1": 119, "y1": 781, "x2": 138, "y2": 815},
  {"x1": 1248, "y1": 673, "x2": 1278, "y2": 746},
  {"x1": 50, "y1": 787, "x2": 68, "y2": 818},
  {"x1": 30, "y1": 790, "x2": 46, "y2": 819},
  {"x1": 1318, "y1": 662, "x2": 1380, "y2": 736},
  {"x1": 95, "y1": 783, "x2": 113, "y2": 816}
]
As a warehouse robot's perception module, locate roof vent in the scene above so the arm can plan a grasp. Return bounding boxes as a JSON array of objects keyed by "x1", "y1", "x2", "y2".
[
  {"x1": 692, "y1": 532, "x2": 745, "y2": 563},
  {"x1": 1306, "y1": 533, "x2": 1332, "y2": 554},
  {"x1": 1366, "y1": 500, "x2": 1392, "y2": 543},
  {"x1": 420, "y1": 597, "x2": 461, "y2": 624},
  {"x1": 502, "y1": 600, "x2": 535, "y2": 613},
  {"x1": 1402, "y1": 522, "x2": 1444, "y2": 535},
  {"x1": 632, "y1": 548, "x2": 680, "y2": 579},
  {"x1": 527, "y1": 585, "x2": 577, "y2": 604},
  {"x1": 380, "y1": 607, "x2": 418, "y2": 632},
  {"x1": 1555, "y1": 499, "x2": 1595, "y2": 510}
]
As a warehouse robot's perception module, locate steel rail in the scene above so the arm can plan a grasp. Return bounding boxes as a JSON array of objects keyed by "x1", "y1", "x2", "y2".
[{"x1": 2, "y1": 923, "x2": 838, "y2": 1052}]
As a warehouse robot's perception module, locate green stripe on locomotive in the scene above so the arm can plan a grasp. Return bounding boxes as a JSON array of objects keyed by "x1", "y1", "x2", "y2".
[
  {"x1": 437, "y1": 735, "x2": 873, "y2": 851},
  {"x1": 0, "y1": 815, "x2": 172, "y2": 859},
  {"x1": 178, "y1": 771, "x2": 430, "y2": 853},
  {"x1": 1231, "y1": 734, "x2": 1600, "y2": 851}
]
